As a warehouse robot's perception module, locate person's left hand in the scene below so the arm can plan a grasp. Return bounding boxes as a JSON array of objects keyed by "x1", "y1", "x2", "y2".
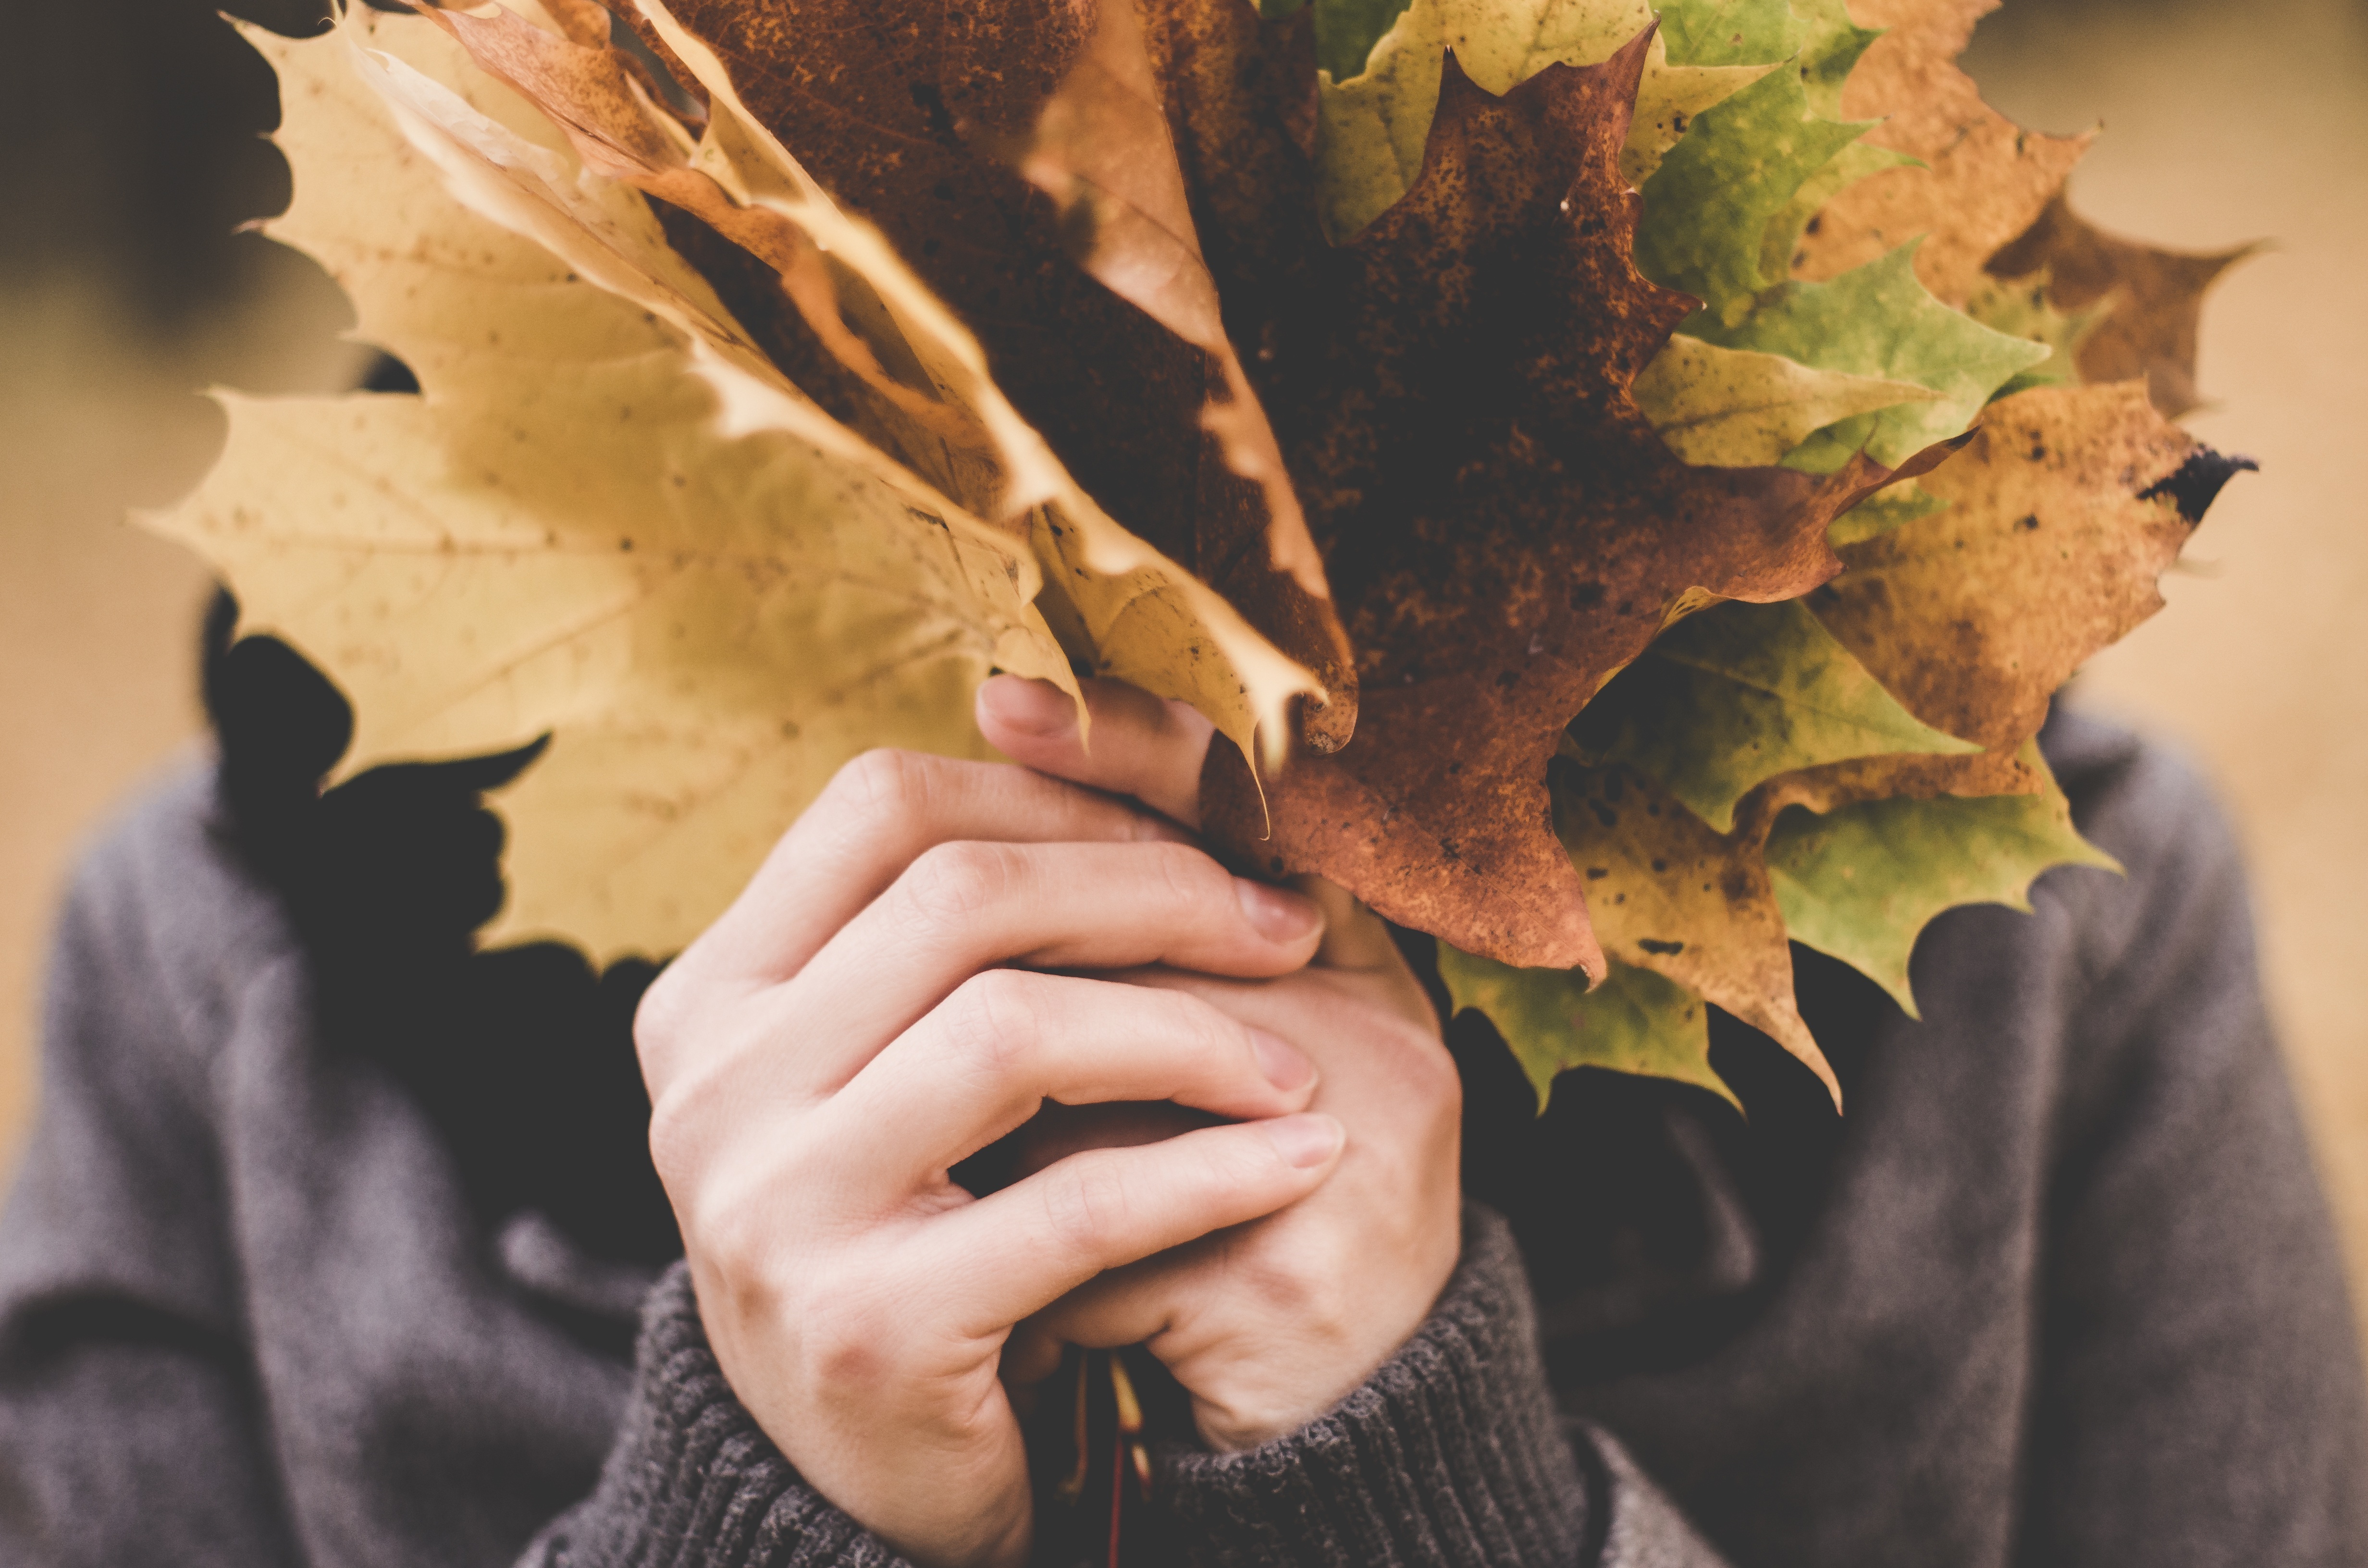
[{"x1": 976, "y1": 676, "x2": 1465, "y2": 1451}]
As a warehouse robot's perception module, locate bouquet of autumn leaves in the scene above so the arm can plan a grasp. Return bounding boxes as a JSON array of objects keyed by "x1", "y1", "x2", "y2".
[{"x1": 157, "y1": 0, "x2": 2253, "y2": 1112}]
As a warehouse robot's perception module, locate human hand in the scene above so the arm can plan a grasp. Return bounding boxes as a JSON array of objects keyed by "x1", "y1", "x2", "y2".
[
  {"x1": 633, "y1": 744, "x2": 1349, "y2": 1566},
  {"x1": 978, "y1": 677, "x2": 1465, "y2": 1452}
]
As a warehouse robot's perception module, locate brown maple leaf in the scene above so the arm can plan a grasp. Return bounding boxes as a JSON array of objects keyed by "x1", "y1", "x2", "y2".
[
  {"x1": 1179, "y1": 22, "x2": 1954, "y2": 970},
  {"x1": 1789, "y1": 0, "x2": 2091, "y2": 307},
  {"x1": 636, "y1": 0, "x2": 1356, "y2": 742},
  {"x1": 1808, "y1": 380, "x2": 2253, "y2": 750},
  {"x1": 1986, "y1": 190, "x2": 2260, "y2": 418}
]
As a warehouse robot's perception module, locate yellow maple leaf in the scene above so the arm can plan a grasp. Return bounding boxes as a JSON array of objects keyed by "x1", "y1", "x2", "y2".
[{"x1": 149, "y1": 11, "x2": 1071, "y2": 960}]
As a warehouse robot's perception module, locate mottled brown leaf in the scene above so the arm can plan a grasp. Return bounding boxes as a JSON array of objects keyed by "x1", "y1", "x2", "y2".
[
  {"x1": 1808, "y1": 380, "x2": 2245, "y2": 749},
  {"x1": 1193, "y1": 27, "x2": 1948, "y2": 970},
  {"x1": 1985, "y1": 190, "x2": 2259, "y2": 418},
  {"x1": 1788, "y1": 0, "x2": 2090, "y2": 307}
]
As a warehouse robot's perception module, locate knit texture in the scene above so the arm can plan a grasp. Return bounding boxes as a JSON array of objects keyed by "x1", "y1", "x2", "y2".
[
  {"x1": 526, "y1": 1268, "x2": 909, "y2": 1568},
  {"x1": 0, "y1": 711, "x2": 2360, "y2": 1567},
  {"x1": 1160, "y1": 1206, "x2": 1589, "y2": 1567}
]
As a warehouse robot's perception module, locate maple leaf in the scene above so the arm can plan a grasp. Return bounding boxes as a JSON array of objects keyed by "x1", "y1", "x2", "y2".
[
  {"x1": 1787, "y1": 0, "x2": 2091, "y2": 309},
  {"x1": 1630, "y1": 63, "x2": 1874, "y2": 323},
  {"x1": 1567, "y1": 598, "x2": 1977, "y2": 833},
  {"x1": 146, "y1": 10, "x2": 1076, "y2": 960},
  {"x1": 1631, "y1": 334, "x2": 1936, "y2": 467},
  {"x1": 1165, "y1": 17, "x2": 1949, "y2": 971},
  {"x1": 1436, "y1": 949, "x2": 1729, "y2": 1112},
  {"x1": 1808, "y1": 380, "x2": 2254, "y2": 749},
  {"x1": 1790, "y1": 0, "x2": 1884, "y2": 118},
  {"x1": 1685, "y1": 245, "x2": 2047, "y2": 468},
  {"x1": 1764, "y1": 743, "x2": 2117, "y2": 1015},
  {"x1": 1550, "y1": 759, "x2": 1836, "y2": 1101},
  {"x1": 1986, "y1": 190, "x2": 2259, "y2": 418},
  {"x1": 1961, "y1": 268, "x2": 2107, "y2": 400},
  {"x1": 639, "y1": 0, "x2": 1357, "y2": 752},
  {"x1": 1309, "y1": 0, "x2": 1786, "y2": 241}
]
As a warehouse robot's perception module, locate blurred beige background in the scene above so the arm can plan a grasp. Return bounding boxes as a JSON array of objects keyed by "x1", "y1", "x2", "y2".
[{"x1": 0, "y1": 0, "x2": 2362, "y2": 1334}]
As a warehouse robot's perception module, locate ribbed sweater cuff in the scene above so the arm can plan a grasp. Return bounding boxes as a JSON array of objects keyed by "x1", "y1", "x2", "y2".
[
  {"x1": 526, "y1": 1263, "x2": 911, "y2": 1568},
  {"x1": 1157, "y1": 1203, "x2": 1591, "y2": 1568}
]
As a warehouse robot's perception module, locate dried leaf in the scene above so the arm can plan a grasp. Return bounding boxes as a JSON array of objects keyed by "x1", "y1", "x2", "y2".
[
  {"x1": 1808, "y1": 380, "x2": 2249, "y2": 748},
  {"x1": 1551, "y1": 759, "x2": 1837, "y2": 1102},
  {"x1": 1765, "y1": 742, "x2": 2118, "y2": 1015},
  {"x1": 1632, "y1": 334, "x2": 1937, "y2": 467},
  {"x1": 1568, "y1": 598, "x2": 1977, "y2": 833},
  {"x1": 1192, "y1": 29, "x2": 1945, "y2": 971},
  {"x1": 643, "y1": 0, "x2": 1348, "y2": 755},
  {"x1": 1014, "y1": 0, "x2": 1357, "y2": 746},
  {"x1": 1788, "y1": 0, "x2": 2092, "y2": 308},
  {"x1": 147, "y1": 12, "x2": 1073, "y2": 960},
  {"x1": 1310, "y1": 0, "x2": 1782, "y2": 241},
  {"x1": 1437, "y1": 949, "x2": 1730, "y2": 1111},
  {"x1": 1985, "y1": 190, "x2": 2259, "y2": 418}
]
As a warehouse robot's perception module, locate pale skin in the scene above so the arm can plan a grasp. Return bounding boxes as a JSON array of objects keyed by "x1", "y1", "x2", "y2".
[{"x1": 634, "y1": 674, "x2": 1463, "y2": 1568}]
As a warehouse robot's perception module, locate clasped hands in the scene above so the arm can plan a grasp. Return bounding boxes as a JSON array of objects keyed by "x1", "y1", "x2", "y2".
[{"x1": 634, "y1": 676, "x2": 1464, "y2": 1567}]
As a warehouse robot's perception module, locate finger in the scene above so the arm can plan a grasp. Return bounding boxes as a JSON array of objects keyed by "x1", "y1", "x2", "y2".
[
  {"x1": 976, "y1": 675, "x2": 1214, "y2": 830},
  {"x1": 640, "y1": 753, "x2": 1186, "y2": 1077},
  {"x1": 917, "y1": 1114, "x2": 1344, "y2": 1335},
  {"x1": 759, "y1": 840, "x2": 1324, "y2": 1089},
  {"x1": 810, "y1": 971, "x2": 1317, "y2": 1190}
]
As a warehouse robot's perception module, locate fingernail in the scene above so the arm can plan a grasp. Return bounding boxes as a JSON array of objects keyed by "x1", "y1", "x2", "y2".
[
  {"x1": 978, "y1": 675, "x2": 1076, "y2": 738},
  {"x1": 1250, "y1": 1028, "x2": 1316, "y2": 1091},
  {"x1": 1264, "y1": 1113, "x2": 1344, "y2": 1169},
  {"x1": 1235, "y1": 880, "x2": 1323, "y2": 944}
]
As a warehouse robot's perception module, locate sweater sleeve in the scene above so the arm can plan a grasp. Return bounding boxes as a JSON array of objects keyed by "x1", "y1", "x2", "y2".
[
  {"x1": 1158, "y1": 1204, "x2": 1731, "y2": 1568},
  {"x1": 523, "y1": 1264, "x2": 918, "y2": 1568},
  {"x1": 2013, "y1": 739, "x2": 2368, "y2": 1563},
  {"x1": 0, "y1": 805, "x2": 305, "y2": 1568}
]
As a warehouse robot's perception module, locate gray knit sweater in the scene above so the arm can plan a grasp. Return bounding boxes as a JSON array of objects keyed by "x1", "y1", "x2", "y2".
[{"x1": 0, "y1": 713, "x2": 2361, "y2": 1566}]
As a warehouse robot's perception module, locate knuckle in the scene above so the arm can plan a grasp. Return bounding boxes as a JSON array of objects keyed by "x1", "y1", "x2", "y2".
[
  {"x1": 827, "y1": 747, "x2": 936, "y2": 821},
  {"x1": 900, "y1": 840, "x2": 1017, "y2": 929},
  {"x1": 939, "y1": 969, "x2": 1044, "y2": 1080},
  {"x1": 1042, "y1": 1157, "x2": 1133, "y2": 1257},
  {"x1": 1144, "y1": 840, "x2": 1225, "y2": 915},
  {"x1": 632, "y1": 967, "x2": 695, "y2": 1075}
]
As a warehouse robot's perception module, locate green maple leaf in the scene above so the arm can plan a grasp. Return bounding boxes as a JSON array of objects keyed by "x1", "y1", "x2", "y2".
[
  {"x1": 1634, "y1": 64, "x2": 1874, "y2": 321},
  {"x1": 1310, "y1": 0, "x2": 1418, "y2": 79},
  {"x1": 1756, "y1": 139, "x2": 1917, "y2": 285},
  {"x1": 1631, "y1": 334, "x2": 1936, "y2": 467},
  {"x1": 1764, "y1": 744, "x2": 2120, "y2": 1015},
  {"x1": 1689, "y1": 244, "x2": 2049, "y2": 468},
  {"x1": 1962, "y1": 270, "x2": 2109, "y2": 401},
  {"x1": 1655, "y1": 0, "x2": 1805, "y2": 68},
  {"x1": 1437, "y1": 949, "x2": 1730, "y2": 1112},
  {"x1": 1569, "y1": 599, "x2": 1977, "y2": 832},
  {"x1": 1788, "y1": 0, "x2": 1883, "y2": 117}
]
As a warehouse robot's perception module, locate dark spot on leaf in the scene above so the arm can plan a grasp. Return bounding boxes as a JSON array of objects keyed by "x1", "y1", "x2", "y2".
[
  {"x1": 2138, "y1": 447, "x2": 2259, "y2": 525},
  {"x1": 1585, "y1": 867, "x2": 1608, "y2": 880},
  {"x1": 1805, "y1": 214, "x2": 1822, "y2": 236},
  {"x1": 1639, "y1": 937, "x2": 1683, "y2": 955},
  {"x1": 1650, "y1": 858, "x2": 1667, "y2": 872},
  {"x1": 2017, "y1": 514, "x2": 2040, "y2": 531},
  {"x1": 1570, "y1": 581, "x2": 1606, "y2": 608},
  {"x1": 2028, "y1": 442, "x2": 2046, "y2": 461},
  {"x1": 1590, "y1": 803, "x2": 1617, "y2": 829}
]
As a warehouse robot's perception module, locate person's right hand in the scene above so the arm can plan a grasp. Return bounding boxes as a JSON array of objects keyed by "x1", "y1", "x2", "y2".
[{"x1": 631, "y1": 748, "x2": 1346, "y2": 1568}]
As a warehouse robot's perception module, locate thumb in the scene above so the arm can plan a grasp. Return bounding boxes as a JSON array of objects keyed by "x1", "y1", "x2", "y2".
[{"x1": 976, "y1": 675, "x2": 1214, "y2": 830}]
